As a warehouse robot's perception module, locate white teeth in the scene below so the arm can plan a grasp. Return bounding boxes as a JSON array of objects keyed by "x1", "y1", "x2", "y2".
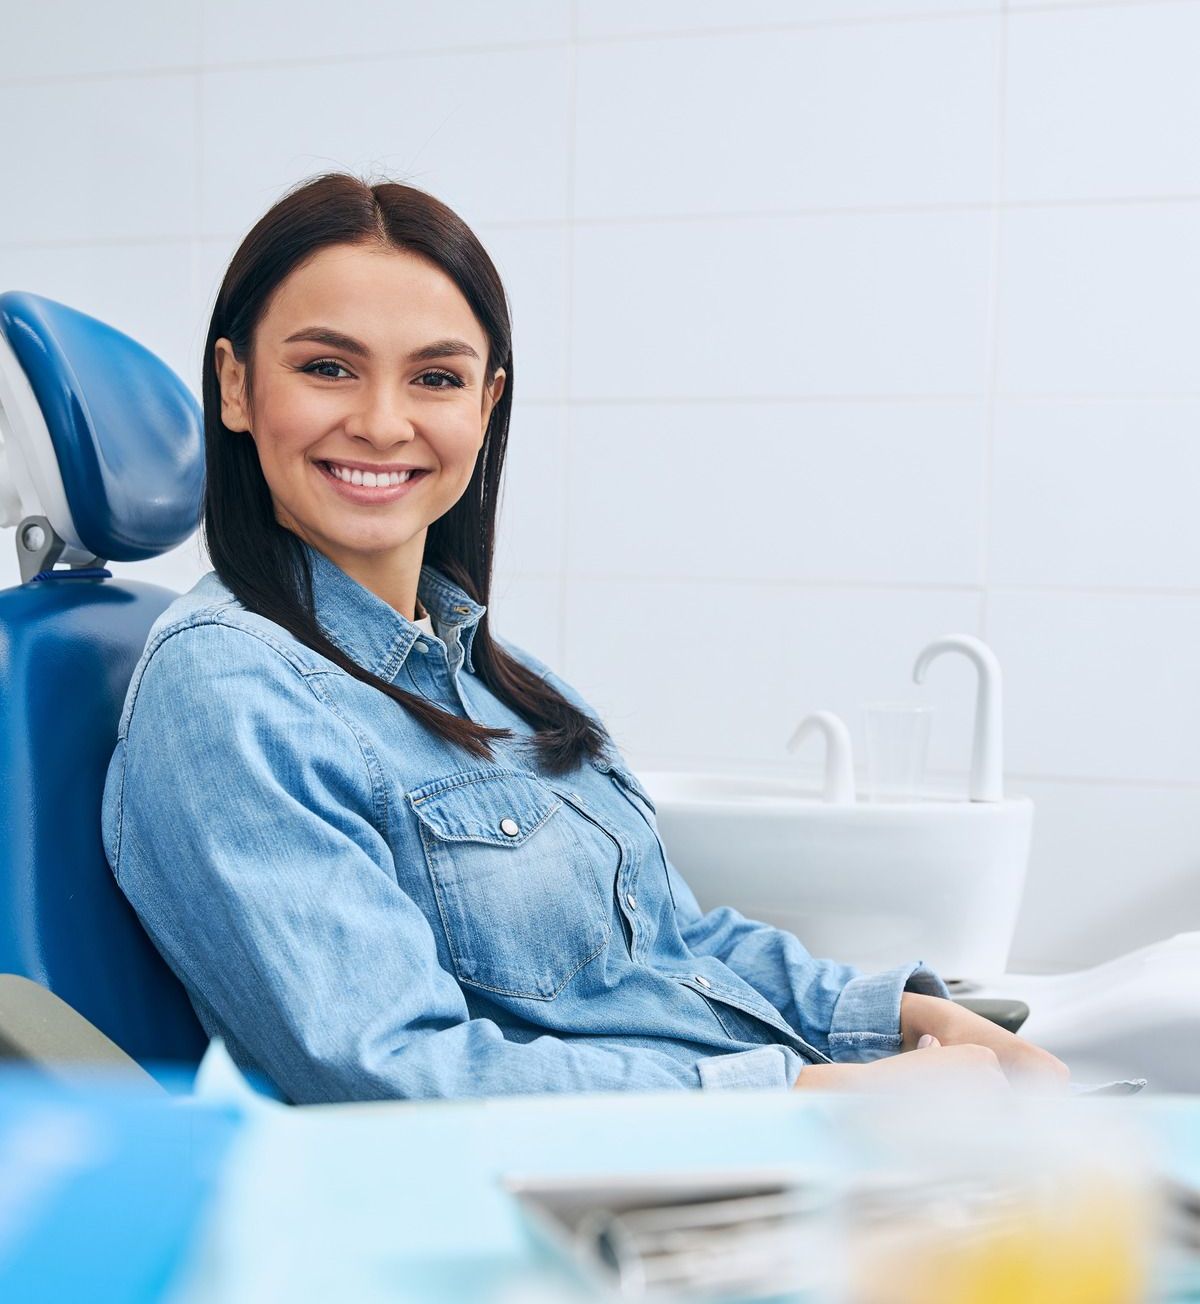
[{"x1": 325, "y1": 462, "x2": 416, "y2": 487}]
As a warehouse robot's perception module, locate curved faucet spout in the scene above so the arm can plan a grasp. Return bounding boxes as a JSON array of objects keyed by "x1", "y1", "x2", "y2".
[
  {"x1": 786, "y1": 711, "x2": 857, "y2": 804},
  {"x1": 912, "y1": 634, "x2": 1003, "y2": 802}
]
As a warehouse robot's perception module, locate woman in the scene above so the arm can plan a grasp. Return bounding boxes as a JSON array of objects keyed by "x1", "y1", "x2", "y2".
[{"x1": 102, "y1": 173, "x2": 1068, "y2": 1105}]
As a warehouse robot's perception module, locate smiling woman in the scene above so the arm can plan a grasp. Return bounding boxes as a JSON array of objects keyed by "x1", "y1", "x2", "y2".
[
  {"x1": 198, "y1": 172, "x2": 604, "y2": 774},
  {"x1": 100, "y1": 171, "x2": 1067, "y2": 1106}
]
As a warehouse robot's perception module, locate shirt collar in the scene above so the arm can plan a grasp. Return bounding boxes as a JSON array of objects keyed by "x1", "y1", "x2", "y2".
[{"x1": 300, "y1": 539, "x2": 487, "y2": 680}]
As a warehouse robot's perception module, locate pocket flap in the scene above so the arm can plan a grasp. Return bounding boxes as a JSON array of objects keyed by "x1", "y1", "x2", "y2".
[{"x1": 407, "y1": 767, "x2": 563, "y2": 847}]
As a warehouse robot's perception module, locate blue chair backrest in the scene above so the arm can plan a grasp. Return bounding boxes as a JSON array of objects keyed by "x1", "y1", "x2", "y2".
[{"x1": 0, "y1": 291, "x2": 209, "y2": 1068}]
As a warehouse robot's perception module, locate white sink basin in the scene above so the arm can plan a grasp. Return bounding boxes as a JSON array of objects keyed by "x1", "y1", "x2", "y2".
[{"x1": 640, "y1": 772, "x2": 1034, "y2": 982}]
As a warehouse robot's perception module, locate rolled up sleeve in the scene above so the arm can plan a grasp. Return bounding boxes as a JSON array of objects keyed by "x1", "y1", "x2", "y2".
[
  {"x1": 826, "y1": 961, "x2": 950, "y2": 1062},
  {"x1": 697, "y1": 1045, "x2": 799, "y2": 1091}
]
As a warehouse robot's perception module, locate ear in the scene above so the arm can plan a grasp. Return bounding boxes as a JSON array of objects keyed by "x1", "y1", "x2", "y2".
[
  {"x1": 481, "y1": 367, "x2": 506, "y2": 431},
  {"x1": 213, "y1": 337, "x2": 251, "y2": 432}
]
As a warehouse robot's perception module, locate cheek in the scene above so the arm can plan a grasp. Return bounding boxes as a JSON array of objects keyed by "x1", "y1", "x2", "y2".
[
  {"x1": 253, "y1": 391, "x2": 329, "y2": 468},
  {"x1": 441, "y1": 411, "x2": 487, "y2": 466}
]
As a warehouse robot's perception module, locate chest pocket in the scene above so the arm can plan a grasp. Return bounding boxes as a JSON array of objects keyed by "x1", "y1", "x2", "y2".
[{"x1": 407, "y1": 766, "x2": 612, "y2": 1000}]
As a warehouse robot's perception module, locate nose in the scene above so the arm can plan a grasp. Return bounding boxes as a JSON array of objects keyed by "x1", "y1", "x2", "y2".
[{"x1": 342, "y1": 378, "x2": 416, "y2": 447}]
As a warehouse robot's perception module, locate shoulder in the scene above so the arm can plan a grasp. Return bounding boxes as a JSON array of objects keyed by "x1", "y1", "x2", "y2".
[
  {"x1": 117, "y1": 571, "x2": 334, "y2": 741},
  {"x1": 141, "y1": 570, "x2": 331, "y2": 676}
]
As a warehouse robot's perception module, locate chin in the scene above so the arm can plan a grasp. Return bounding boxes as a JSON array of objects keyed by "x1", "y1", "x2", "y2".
[{"x1": 329, "y1": 526, "x2": 421, "y2": 557}]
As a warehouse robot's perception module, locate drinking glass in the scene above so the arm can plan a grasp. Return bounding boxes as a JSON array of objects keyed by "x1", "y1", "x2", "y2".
[{"x1": 861, "y1": 703, "x2": 932, "y2": 803}]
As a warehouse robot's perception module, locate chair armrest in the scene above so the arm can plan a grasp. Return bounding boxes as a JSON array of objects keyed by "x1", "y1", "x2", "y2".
[
  {"x1": 0, "y1": 973, "x2": 167, "y2": 1094},
  {"x1": 952, "y1": 996, "x2": 1030, "y2": 1035}
]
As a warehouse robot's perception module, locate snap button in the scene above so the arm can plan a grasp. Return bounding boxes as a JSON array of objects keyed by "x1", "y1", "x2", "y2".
[
  {"x1": 499, "y1": 817, "x2": 520, "y2": 837},
  {"x1": 694, "y1": 975, "x2": 711, "y2": 989},
  {"x1": 415, "y1": 642, "x2": 429, "y2": 654},
  {"x1": 625, "y1": 892, "x2": 637, "y2": 911}
]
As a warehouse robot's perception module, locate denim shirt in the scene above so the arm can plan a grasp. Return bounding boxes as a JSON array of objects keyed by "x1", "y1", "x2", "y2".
[{"x1": 101, "y1": 541, "x2": 950, "y2": 1104}]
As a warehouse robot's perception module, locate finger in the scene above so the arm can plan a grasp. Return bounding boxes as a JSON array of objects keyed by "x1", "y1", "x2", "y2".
[
  {"x1": 996, "y1": 1040, "x2": 1072, "y2": 1086},
  {"x1": 917, "y1": 1034, "x2": 940, "y2": 1050}
]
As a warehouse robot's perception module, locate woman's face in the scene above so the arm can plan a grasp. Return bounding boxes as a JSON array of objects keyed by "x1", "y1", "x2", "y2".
[{"x1": 213, "y1": 241, "x2": 505, "y2": 602}]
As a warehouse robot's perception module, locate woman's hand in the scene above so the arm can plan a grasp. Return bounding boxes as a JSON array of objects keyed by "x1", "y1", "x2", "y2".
[
  {"x1": 791, "y1": 993, "x2": 1071, "y2": 1093},
  {"x1": 898, "y1": 991, "x2": 1070, "y2": 1090},
  {"x1": 793, "y1": 1040, "x2": 1014, "y2": 1093}
]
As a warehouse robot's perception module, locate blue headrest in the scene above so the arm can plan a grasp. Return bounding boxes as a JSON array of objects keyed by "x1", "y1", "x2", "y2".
[
  {"x1": 0, "y1": 291, "x2": 203, "y2": 561},
  {"x1": 0, "y1": 293, "x2": 210, "y2": 1072}
]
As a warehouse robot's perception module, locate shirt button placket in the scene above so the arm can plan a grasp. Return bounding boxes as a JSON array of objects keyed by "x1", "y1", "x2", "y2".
[{"x1": 621, "y1": 882, "x2": 639, "y2": 960}]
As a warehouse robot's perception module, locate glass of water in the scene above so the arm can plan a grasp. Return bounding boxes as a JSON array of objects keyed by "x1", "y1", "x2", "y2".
[{"x1": 861, "y1": 703, "x2": 933, "y2": 803}]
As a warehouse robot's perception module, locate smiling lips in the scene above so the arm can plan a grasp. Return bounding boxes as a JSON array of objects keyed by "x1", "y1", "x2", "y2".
[{"x1": 316, "y1": 459, "x2": 431, "y2": 501}]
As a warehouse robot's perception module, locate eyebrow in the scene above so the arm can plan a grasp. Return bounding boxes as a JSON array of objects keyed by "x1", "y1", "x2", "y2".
[{"x1": 281, "y1": 327, "x2": 481, "y2": 364}]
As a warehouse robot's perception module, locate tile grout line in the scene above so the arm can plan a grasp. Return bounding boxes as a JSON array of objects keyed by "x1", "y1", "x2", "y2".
[
  {"x1": 979, "y1": 5, "x2": 1010, "y2": 647},
  {"x1": 558, "y1": 1, "x2": 580, "y2": 679},
  {"x1": 519, "y1": 573, "x2": 1200, "y2": 597},
  {"x1": 8, "y1": 191, "x2": 1200, "y2": 253}
]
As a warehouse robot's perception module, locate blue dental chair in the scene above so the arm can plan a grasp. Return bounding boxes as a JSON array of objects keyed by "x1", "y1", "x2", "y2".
[{"x1": 0, "y1": 291, "x2": 209, "y2": 1088}]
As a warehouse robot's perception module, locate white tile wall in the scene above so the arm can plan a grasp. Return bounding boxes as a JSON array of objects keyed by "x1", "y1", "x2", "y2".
[
  {"x1": 570, "y1": 212, "x2": 995, "y2": 398},
  {"x1": 1008, "y1": 778, "x2": 1200, "y2": 973},
  {"x1": 1, "y1": 1, "x2": 1197, "y2": 974},
  {"x1": 200, "y1": 0, "x2": 570, "y2": 65},
  {"x1": 576, "y1": 1, "x2": 1001, "y2": 38},
  {"x1": 995, "y1": 203, "x2": 1200, "y2": 396},
  {"x1": 568, "y1": 401, "x2": 988, "y2": 586},
  {"x1": 1006, "y1": 3, "x2": 1200, "y2": 201},
  {"x1": 988, "y1": 589, "x2": 1200, "y2": 785},
  {"x1": 200, "y1": 47, "x2": 572, "y2": 238},
  {"x1": 991, "y1": 399, "x2": 1200, "y2": 589},
  {"x1": 0, "y1": 0, "x2": 201, "y2": 79},
  {"x1": 493, "y1": 403, "x2": 569, "y2": 584},
  {"x1": 574, "y1": 18, "x2": 1001, "y2": 215},
  {"x1": 0, "y1": 75, "x2": 197, "y2": 244}
]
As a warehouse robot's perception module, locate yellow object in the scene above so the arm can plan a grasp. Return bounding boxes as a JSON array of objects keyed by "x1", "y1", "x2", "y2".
[{"x1": 850, "y1": 1181, "x2": 1152, "y2": 1304}]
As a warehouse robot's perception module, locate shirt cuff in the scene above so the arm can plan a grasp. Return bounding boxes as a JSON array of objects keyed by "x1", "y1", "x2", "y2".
[
  {"x1": 826, "y1": 961, "x2": 951, "y2": 1063},
  {"x1": 696, "y1": 1045, "x2": 797, "y2": 1091}
]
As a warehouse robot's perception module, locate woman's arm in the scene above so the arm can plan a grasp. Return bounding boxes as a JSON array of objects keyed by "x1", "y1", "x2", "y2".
[
  {"x1": 663, "y1": 854, "x2": 950, "y2": 1063},
  {"x1": 493, "y1": 641, "x2": 953, "y2": 1065},
  {"x1": 668, "y1": 862, "x2": 1067, "y2": 1087},
  {"x1": 105, "y1": 623, "x2": 784, "y2": 1104}
]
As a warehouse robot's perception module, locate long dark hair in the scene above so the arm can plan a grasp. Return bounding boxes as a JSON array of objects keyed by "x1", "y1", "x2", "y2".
[{"x1": 201, "y1": 171, "x2": 606, "y2": 777}]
